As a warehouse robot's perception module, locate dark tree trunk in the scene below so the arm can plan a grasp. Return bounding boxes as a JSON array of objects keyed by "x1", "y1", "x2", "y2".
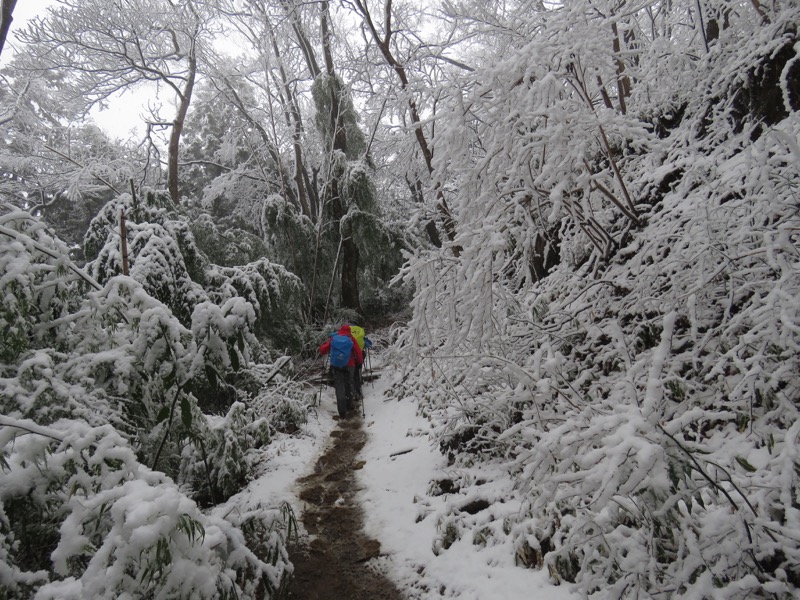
[
  {"x1": 352, "y1": 0, "x2": 459, "y2": 255},
  {"x1": 168, "y1": 43, "x2": 196, "y2": 204},
  {"x1": 0, "y1": 0, "x2": 17, "y2": 59},
  {"x1": 407, "y1": 175, "x2": 442, "y2": 247},
  {"x1": 265, "y1": 9, "x2": 312, "y2": 219}
]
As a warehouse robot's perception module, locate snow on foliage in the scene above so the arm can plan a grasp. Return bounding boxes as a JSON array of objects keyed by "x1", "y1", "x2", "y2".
[
  {"x1": 0, "y1": 200, "x2": 303, "y2": 598},
  {"x1": 394, "y1": 2, "x2": 800, "y2": 598},
  {"x1": 0, "y1": 418, "x2": 286, "y2": 600},
  {"x1": 85, "y1": 191, "x2": 208, "y2": 325}
]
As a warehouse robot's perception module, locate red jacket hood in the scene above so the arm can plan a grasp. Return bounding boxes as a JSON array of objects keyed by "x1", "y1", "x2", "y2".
[{"x1": 338, "y1": 325, "x2": 351, "y2": 335}]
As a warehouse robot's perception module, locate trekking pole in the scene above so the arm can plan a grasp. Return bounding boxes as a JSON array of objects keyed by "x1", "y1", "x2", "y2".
[
  {"x1": 361, "y1": 371, "x2": 366, "y2": 417},
  {"x1": 367, "y1": 347, "x2": 374, "y2": 388},
  {"x1": 317, "y1": 356, "x2": 328, "y2": 407}
]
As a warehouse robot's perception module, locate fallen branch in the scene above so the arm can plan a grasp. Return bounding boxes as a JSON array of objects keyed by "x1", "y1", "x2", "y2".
[{"x1": 389, "y1": 447, "x2": 415, "y2": 458}]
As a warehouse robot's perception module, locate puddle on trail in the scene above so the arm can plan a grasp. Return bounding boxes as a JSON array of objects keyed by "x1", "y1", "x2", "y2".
[{"x1": 286, "y1": 415, "x2": 404, "y2": 600}]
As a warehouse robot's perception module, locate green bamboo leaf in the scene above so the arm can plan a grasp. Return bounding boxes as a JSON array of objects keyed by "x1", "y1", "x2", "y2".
[
  {"x1": 229, "y1": 345, "x2": 240, "y2": 372},
  {"x1": 205, "y1": 365, "x2": 217, "y2": 388},
  {"x1": 163, "y1": 365, "x2": 176, "y2": 390},
  {"x1": 735, "y1": 456, "x2": 757, "y2": 472},
  {"x1": 181, "y1": 396, "x2": 192, "y2": 430},
  {"x1": 156, "y1": 406, "x2": 170, "y2": 424}
]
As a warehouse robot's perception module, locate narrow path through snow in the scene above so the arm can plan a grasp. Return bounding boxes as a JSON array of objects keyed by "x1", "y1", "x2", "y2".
[
  {"x1": 279, "y1": 345, "x2": 571, "y2": 600},
  {"x1": 286, "y1": 412, "x2": 404, "y2": 600}
]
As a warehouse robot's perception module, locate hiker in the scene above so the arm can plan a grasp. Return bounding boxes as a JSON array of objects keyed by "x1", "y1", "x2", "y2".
[
  {"x1": 319, "y1": 324, "x2": 363, "y2": 418},
  {"x1": 347, "y1": 324, "x2": 373, "y2": 401}
]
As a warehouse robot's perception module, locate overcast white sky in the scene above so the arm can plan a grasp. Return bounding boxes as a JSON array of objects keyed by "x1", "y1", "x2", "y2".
[
  {"x1": 4, "y1": 0, "x2": 155, "y2": 139},
  {"x1": 2, "y1": 0, "x2": 52, "y2": 64},
  {"x1": 10, "y1": 0, "x2": 52, "y2": 25}
]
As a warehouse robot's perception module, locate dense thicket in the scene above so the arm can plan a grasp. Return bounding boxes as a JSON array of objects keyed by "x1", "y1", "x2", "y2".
[
  {"x1": 1, "y1": 0, "x2": 417, "y2": 596},
  {"x1": 2, "y1": 0, "x2": 799, "y2": 598},
  {"x1": 394, "y1": 2, "x2": 800, "y2": 598},
  {"x1": 0, "y1": 199, "x2": 305, "y2": 598}
]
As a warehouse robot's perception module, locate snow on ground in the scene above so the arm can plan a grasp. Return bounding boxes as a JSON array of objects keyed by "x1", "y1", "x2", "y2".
[
  {"x1": 357, "y1": 365, "x2": 576, "y2": 600},
  {"x1": 212, "y1": 383, "x2": 338, "y2": 520},
  {"x1": 218, "y1": 352, "x2": 575, "y2": 599}
]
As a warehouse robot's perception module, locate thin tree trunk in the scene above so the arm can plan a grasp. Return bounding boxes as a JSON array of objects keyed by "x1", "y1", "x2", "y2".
[
  {"x1": 120, "y1": 209, "x2": 129, "y2": 276},
  {"x1": 407, "y1": 175, "x2": 442, "y2": 247},
  {"x1": 567, "y1": 66, "x2": 640, "y2": 226},
  {"x1": 323, "y1": 235, "x2": 343, "y2": 324},
  {"x1": 167, "y1": 40, "x2": 196, "y2": 204},
  {"x1": 265, "y1": 11, "x2": 312, "y2": 218},
  {"x1": 595, "y1": 75, "x2": 614, "y2": 110},
  {"x1": 749, "y1": 0, "x2": 769, "y2": 24},
  {"x1": 0, "y1": 0, "x2": 17, "y2": 59},
  {"x1": 610, "y1": 22, "x2": 630, "y2": 114},
  {"x1": 219, "y1": 78, "x2": 300, "y2": 210},
  {"x1": 351, "y1": 0, "x2": 459, "y2": 254},
  {"x1": 280, "y1": 0, "x2": 321, "y2": 78}
]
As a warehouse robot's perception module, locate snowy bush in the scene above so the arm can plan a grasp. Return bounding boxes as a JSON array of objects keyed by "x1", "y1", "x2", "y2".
[
  {"x1": 85, "y1": 191, "x2": 208, "y2": 325},
  {"x1": 0, "y1": 209, "x2": 87, "y2": 364},
  {"x1": 0, "y1": 418, "x2": 290, "y2": 600},
  {"x1": 394, "y1": 2, "x2": 800, "y2": 598},
  {"x1": 180, "y1": 402, "x2": 271, "y2": 506},
  {"x1": 205, "y1": 259, "x2": 304, "y2": 354},
  {"x1": 0, "y1": 205, "x2": 299, "y2": 599}
]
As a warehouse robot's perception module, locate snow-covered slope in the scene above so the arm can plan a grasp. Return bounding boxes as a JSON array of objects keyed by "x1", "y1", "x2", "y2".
[{"x1": 390, "y1": 3, "x2": 800, "y2": 598}]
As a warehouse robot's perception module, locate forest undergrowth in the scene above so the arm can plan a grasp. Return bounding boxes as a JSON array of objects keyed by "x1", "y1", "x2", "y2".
[
  {"x1": 1, "y1": 1, "x2": 799, "y2": 599},
  {"x1": 391, "y1": 4, "x2": 800, "y2": 599},
  {"x1": 0, "y1": 194, "x2": 312, "y2": 599}
]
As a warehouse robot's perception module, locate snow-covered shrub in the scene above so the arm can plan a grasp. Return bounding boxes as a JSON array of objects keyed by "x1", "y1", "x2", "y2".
[
  {"x1": 205, "y1": 258, "x2": 304, "y2": 354},
  {"x1": 0, "y1": 209, "x2": 86, "y2": 364},
  {"x1": 394, "y1": 2, "x2": 800, "y2": 598},
  {"x1": 0, "y1": 418, "x2": 290, "y2": 600},
  {"x1": 85, "y1": 191, "x2": 208, "y2": 326},
  {"x1": 1, "y1": 206, "x2": 300, "y2": 599},
  {"x1": 190, "y1": 212, "x2": 270, "y2": 268},
  {"x1": 246, "y1": 361, "x2": 311, "y2": 435},
  {"x1": 0, "y1": 210, "x2": 118, "y2": 429},
  {"x1": 180, "y1": 402, "x2": 271, "y2": 506}
]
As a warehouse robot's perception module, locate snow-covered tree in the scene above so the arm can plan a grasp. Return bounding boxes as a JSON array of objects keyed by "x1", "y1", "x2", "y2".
[
  {"x1": 394, "y1": 1, "x2": 800, "y2": 597},
  {"x1": 15, "y1": 0, "x2": 212, "y2": 203}
]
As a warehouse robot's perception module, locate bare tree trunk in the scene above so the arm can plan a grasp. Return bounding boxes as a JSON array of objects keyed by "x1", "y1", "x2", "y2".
[
  {"x1": 265, "y1": 15, "x2": 312, "y2": 218},
  {"x1": 610, "y1": 22, "x2": 630, "y2": 114},
  {"x1": 218, "y1": 77, "x2": 302, "y2": 210},
  {"x1": 749, "y1": 0, "x2": 769, "y2": 24},
  {"x1": 120, "y1": 209, "x2": 130, "y2": 276},
  {"x1": 323, "y1": 235, "x2": 343, "y2": 324},
  {"x1": 167, "y1": 37, "x2": 197, "y2": 204},
  {"x1": 595, "y1": 75, "x2": 614, "y2": 110},
  {"x1": 407, "y1": 175, "x2": 442, "y2": 247},
  {"x1": 0, "y1": 0, "x2": 17, "y2": 59},
  {"x1": 280, "y1": 0, "x2": 321, "y2": 78}
]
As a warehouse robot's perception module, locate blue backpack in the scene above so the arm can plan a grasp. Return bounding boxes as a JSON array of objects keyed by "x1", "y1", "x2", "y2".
[{"x1": 329, "y1": 334, "x2": 354, "y2": 368}]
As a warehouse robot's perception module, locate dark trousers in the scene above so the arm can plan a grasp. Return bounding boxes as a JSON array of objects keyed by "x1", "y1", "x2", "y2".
[
  {"x1": 332, "y1": 367, "x2": 355, "y2": 417},
  {"x1": 354, "y1": 364, "x2": 363, "y2": 398}
]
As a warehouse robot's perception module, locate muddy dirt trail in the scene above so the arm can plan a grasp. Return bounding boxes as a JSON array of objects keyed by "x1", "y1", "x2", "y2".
[{"x1": 286, "y1": 414, "x2": 405, "y2": 600}]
